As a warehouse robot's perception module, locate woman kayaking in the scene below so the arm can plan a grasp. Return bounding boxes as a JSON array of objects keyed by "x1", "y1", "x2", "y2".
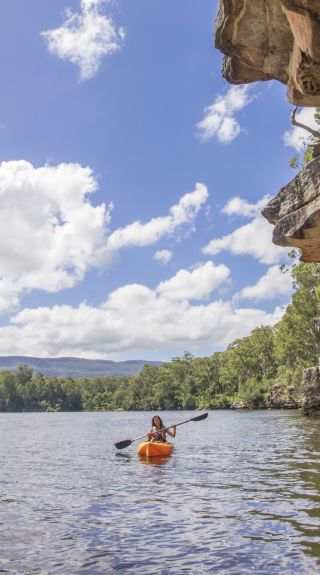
[{"x1": 147, "y1": 415, "x2": 176, "y2": 443}]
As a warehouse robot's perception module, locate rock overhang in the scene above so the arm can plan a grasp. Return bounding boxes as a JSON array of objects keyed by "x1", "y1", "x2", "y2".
[
  {"x1": 262, "y1": 156, "x2": 320, "y2": 262},
  {"x1": 215, "y1": 0, "x2": 320, "y2": 107}
]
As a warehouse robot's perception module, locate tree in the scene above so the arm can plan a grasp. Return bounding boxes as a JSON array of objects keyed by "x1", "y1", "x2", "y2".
[
  {"x1": 289, "y1": 106, "x2": 320, "y2": 170},
  {"x1": 275, "y1": 261, "x2": 320, "y2": 369},
  {"x1": 15, "y1": 364, "x2": 33, "y2": 386},
  {"x1": 0, "y1": 371, "x2": 22, "y2": 411}
]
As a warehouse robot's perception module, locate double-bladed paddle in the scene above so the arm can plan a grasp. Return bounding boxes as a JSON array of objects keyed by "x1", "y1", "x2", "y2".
[{"x1": 114, "y1": 412, "x2": 208, "y2": 450}]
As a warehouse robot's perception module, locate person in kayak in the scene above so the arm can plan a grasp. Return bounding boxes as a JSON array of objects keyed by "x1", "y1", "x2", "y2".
[{"x1": 147, "y1": 415, "x2": 176, "y2": 443}]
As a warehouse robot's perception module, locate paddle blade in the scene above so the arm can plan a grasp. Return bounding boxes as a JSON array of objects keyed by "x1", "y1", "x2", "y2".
[
  {"x1": 191, "y1": 412, "x2": 208, "y2": 422},
  {"x1": 115, "y1": 439, "x2": 132, "y2": 450}
]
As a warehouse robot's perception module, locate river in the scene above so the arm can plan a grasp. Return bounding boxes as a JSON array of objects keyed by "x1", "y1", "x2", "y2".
[{"x1": 0, "y1": 410, "x2": 319, "y2": 574}]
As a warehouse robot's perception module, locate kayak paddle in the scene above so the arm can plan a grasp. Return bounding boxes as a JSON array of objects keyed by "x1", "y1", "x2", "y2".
[{"x1": 114, "y1": 412, "x2": 208, "y2": 450}]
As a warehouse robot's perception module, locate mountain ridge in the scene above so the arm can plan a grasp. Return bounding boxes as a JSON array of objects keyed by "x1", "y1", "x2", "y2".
[{"x1": 0, "y1": 356, "x2": 162, "y2": 378}]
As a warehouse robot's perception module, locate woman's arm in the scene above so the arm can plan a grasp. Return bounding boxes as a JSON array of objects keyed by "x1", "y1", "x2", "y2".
[{"x1": 167, "y1": 425, "x2": 176, "y2": 438}]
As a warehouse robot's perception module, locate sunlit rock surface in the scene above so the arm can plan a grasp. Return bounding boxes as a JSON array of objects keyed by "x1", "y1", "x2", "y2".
[
  {"x1": 302, "y1": 367, "x2": 320, "y2": 414},
  {"x1": 265, "y1": 383, "x2": 300, "y2": 409},
  {"x1": 215, "y1": 0, "x2": 320, "y2": 106},
  {"x1": 262, "y1": 156, "x2": 320, "y2": 262}
]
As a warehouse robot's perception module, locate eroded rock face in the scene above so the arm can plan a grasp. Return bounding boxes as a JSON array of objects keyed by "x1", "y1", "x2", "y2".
[
  {"x1": 262, "y1": 156, "x2": 320, "y2": 261},
  {"x1": 265, "y1": 383, "x2": 300, "y2": 409},
  {"x1": 302, "y1": 367, "x2": 320, "y2": 414},
  {"x1": 215, "y1": 0, "x2": 320, "y2": 106}
]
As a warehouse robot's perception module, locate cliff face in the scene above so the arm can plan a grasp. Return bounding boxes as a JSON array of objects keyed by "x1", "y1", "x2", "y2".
[
  {"x1": 215, "y1": 0, "x2": 320, "y2": 106},
  {"x1": 215, "y1": 2, "x2": 320, "y2": 256},
  {"x1": 265, "y1": 383, "x2": 300, "y2": 409},
  {"x1": 214, "y1": 2, "x2": 320, "y2": 412},
  {"x1": 262, "y1": 156, "x2": 320, "y2": 262},
  {"x1": 302, "y1": 367, "x2": 320, "y2": 414}
]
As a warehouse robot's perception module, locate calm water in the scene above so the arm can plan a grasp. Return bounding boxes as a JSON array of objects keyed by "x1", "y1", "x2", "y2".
[{"x1": 0, "y1": 410, "x2": 319, "y2": 575}]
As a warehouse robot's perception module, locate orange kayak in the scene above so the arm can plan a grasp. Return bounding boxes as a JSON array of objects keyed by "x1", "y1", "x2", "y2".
[{"x1": 137, "y1": 441, "x2": 173, "y2": 457}]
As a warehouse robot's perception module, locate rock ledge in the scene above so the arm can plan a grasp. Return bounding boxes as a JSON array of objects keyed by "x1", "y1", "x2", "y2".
[
  {"x1": 215, "y1": 0, "x2": 320, "y2": 106},
  {"x1": 262, "y1": 156, "x2": 320, "y2": 261}
]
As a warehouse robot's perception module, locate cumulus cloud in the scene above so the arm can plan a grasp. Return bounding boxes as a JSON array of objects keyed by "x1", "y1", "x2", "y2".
[
  {"x1": 222, "y1": 195, "x2": 270, "y2": 218},
  {"x1": 94, "y1": 183, "x2": 208, "y2": 266},
  {"x1": 202, "y1": 196, "x2": 288, "y2": 265},
  {"x1": 196, "y1": 85, "x2": 254, "y2": 143},
  {"x1": 41, "y1": 0, "x2": 125, "y2": 80},
  {"x1": 156, "y1": 261, "x2": 230, "y2": 301},
  {"x1": 0, "y1": 277, "x2": 284, "y2": 358},
  {"x1": 0, "y1": 161, "x2": 207, "y2": 313},
  {"x1": 153, "y1": 250, "x2": 172, "y2": 264},
  {"x1": 0, "y1": 280, "x2": 20, "y2": 315},
  {"x1": 283, "y1": 107, "x2": 318, "y2": 152},
  {"x1": 236, "y1": 265, "x2": 292, "y2": 301},
  {"x1": 0, "y1": 160, "x2": 109, "y2": 312}
]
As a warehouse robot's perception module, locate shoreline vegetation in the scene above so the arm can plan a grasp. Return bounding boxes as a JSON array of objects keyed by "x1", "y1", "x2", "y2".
[{"x1": 1, "y1": 258, "x2": 320, "y2": 413}]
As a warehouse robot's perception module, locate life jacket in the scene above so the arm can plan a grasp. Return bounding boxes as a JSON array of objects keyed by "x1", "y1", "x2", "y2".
[{"x1": 152, "y1": 426, "x2": 167, "y2": 442}]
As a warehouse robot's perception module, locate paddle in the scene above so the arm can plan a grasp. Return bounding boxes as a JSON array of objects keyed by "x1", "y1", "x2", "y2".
[{"x1": 114, "y1": 412, "x2": 208, "y2": 450}]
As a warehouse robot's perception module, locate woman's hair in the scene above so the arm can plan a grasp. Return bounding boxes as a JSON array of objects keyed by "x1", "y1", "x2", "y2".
[{"x1": 152, "y1": 415, "x2": 163, "y2": 428}]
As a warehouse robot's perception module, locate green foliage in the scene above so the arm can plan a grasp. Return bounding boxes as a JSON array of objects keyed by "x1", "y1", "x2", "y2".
[
  {"x1": 289, "y1": 107, "x2": 320, "y2": 170},
  {"x1": 289, "y1": 145, "x2": 314, "y2": 170},
  {"x1": 303, "y1": 146, "x2": 314, "y2": 165},
  {"x1": 237, "y1": 377, "x2": 265, "y2": 409},
  {"x1": 289, "y1": 156, "x2": 299, "y2": 170},
  {"x1": 275, "y1": 262, "x2": 320, "y2": 368},
  {"x1": 1, "y1": 260, "x2": 320, "y2": 412}
]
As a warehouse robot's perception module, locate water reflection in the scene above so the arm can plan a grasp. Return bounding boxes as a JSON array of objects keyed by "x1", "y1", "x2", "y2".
[
  {"x1": 240, "y1": 413, "x2": 320, "y2": 569},
  {"x1": 138, "y1": 455, "x2": 171, "y2": 466},
  {"x1": 115, "y1": 452, "x2": 132, "y2": 463},
  {"x1": 1, "y1": 411, "x2": 320, "y2": 575},
  {"x1": 288, "y1": 416, "x2": 320, "y2": 565}
]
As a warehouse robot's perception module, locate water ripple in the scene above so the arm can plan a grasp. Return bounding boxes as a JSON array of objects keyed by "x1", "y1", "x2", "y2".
[{"x1": 0, "y1": 411, "x2": 319, "y2": 574}]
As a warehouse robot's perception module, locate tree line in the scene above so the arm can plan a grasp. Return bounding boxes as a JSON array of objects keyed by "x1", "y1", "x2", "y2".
[{"x1": 1, "y1": 257, "x2": 320, "y2": 412}]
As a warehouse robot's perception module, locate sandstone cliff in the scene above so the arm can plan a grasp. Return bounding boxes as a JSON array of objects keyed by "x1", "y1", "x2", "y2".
[
  {"x1": 262, "y1": 155, "x2": 320, "y2": 261},
  {"x1": 214, "y1": 2, "x2": 320, "y2": 414},
  {"x1": 265, "y1": 383, "x2": 300, "y2": 409},
  {"x1": 302, "y1": 367, "x2": 320, "y2": 414},
  {"x1": 215, "y1": 0, "x2": 320, "y2": 106}
]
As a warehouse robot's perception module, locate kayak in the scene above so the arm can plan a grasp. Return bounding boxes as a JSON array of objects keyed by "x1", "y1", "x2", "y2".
[{"x1": 137, "y1": 441, "x2": 173, "y2": 457}]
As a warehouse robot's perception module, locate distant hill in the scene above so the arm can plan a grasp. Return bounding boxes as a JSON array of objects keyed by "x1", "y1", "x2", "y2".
[{"x1": 0, "y1": 356, "x2": 162, "y2": 378}]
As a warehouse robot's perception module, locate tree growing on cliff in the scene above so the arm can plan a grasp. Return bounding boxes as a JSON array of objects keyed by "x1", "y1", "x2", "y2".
[{"x1": 289, "y1": 106, "x2": 320, "y2": 170}]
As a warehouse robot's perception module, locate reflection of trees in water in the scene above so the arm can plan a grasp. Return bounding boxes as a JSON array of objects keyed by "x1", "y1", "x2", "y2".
[
  {"x1": 242, "y1": 414, "x2": 320, "y2": 568},
  {"x1": 286, "y1": 416, "x2": 320, "y2": 565}
]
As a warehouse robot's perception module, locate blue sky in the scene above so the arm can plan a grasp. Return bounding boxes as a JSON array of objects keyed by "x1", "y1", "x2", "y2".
[{"x1": 0, "y1": 0, "x2": 315, "y2": 360}]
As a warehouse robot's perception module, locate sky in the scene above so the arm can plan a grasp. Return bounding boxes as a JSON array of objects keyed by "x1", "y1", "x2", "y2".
[{"x1": 0, "y1": 0, "x2": 317, "y2": 361}]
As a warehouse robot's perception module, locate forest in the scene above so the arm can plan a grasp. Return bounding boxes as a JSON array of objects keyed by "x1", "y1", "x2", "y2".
[{"x1": 0, "y1": 255, "x2": 320, "y2": 412}]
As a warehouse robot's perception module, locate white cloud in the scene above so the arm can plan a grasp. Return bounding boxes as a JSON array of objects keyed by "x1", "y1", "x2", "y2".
[
  {"x1": 202, "y1": 197, "x2": 288, "y2": 264},
  {"x1": 0, "y1": 160, "x2": 110, "y2": 313},
  {"x1": 94, "y1": 183, "x2": 208, "y2": 266},
  {"x1": 0, "y1": 280, "x2": 20, "y2": 315},
  {"x1": 0, "y1": 279, "x2": 284, "y2": 358},
  {"x1": 283, "y1": 107, "x2": 318, "y2": 152},
  {"x1": 41, "y1": 0, "x2": 124, "y2": 80},
  {"x1": 222, "y1": 195, "x2": 270, "y2": 218},
  {"x1": 236, "y1": 265, "x2": 292, "y2": 301},
  {"x1": 196, "y1": 85, "x2": 254, "y2": 143},
  {"x1": 0, "y1": 161, "x2": 207, "y2": 313},
  {"x1": 156, "y1": 261, "x2": 230, "y2": 301},
  {"x1": 153, "y1": 250, "x2": 172, "y2": 264}
]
